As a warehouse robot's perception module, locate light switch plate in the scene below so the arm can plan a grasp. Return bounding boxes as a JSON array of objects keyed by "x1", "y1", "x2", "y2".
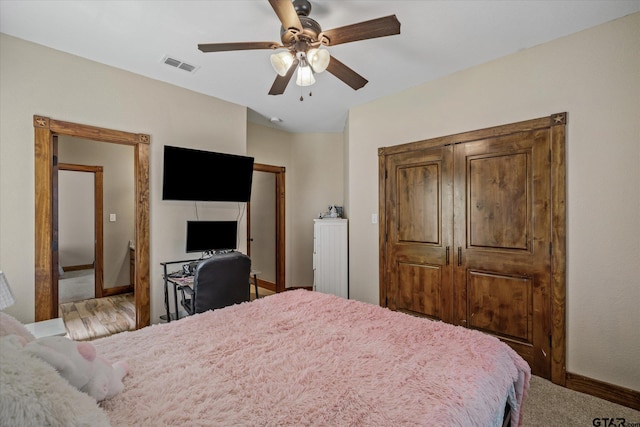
[
  {"x1": 371, "y1": 213, "x2": 378, "y2": 224},
  {"x1": 109, "y1": 213, "x2": 116, "y2": 222}
]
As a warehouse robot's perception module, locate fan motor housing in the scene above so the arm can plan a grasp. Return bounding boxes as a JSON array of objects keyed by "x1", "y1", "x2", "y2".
[{"x1": 280, "y1": 16, "x2": 322, "y2": 46}]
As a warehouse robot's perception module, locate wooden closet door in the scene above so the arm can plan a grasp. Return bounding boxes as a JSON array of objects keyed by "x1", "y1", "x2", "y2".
[
  {"x1": 384, "y1": 145, "x2": 454, "y2": 322},
  {"x1": 453, "y1": 130, "x2": 552, "y2": 377}
]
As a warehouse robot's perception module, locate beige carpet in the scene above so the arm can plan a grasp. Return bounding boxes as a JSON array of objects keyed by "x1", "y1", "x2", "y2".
[
  {"x1": 523, "y1": 375, "x2": 639, "y2": 426},
  {"x1": 58, "y1": 269, "x2": 95, "y2": 303}
]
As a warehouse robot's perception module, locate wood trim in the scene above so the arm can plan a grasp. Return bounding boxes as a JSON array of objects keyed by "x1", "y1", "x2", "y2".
[
  {"x1": 378, "y1": 115, "x2": 554, "y2": 157},
  {"x1": 566, "y1": 372, "x2": 640, "y2": 411},
  {"x1": 48, "y1": 118, "x2": 150, "y2": 146},
  {"x1": 94, "y1": 167, "x2": 104, "y2": 298},
  {"x1": 34, "y1": 121, "x2": 55, "y2": 319},
  {"x1": 134, "y1": 142, "x2": 150, "y2": 328},
  {"x1": 287, "y1": 286, "x2": 312, "y2": 291},
  {"x1": 378, "y1": 148, "x2": 388, "y2": 307},
  {"x1": 102, "y1": 284, "x2": 134, "y2": 298},
  {"x1": 378, "y1": 113, "x2": 567, "y2": 385},
  {"x1": 59, "y1": 163, "x2": 104, "y2": 299},
  {"x1": 550, "y1": 112, "x2": 567, "y2": 385},
  {"x1": 62, "y1": 264, "x2": 94, "y2": 272},
  {"x1": 249, "y1": 163, "x2": 286, "y2": 293},
  {"x1": 33, "y1": 115, "x2": 150, "y2": 329},
  {"x1": 256, "y1": 278, "x2": 276, "y2": 293}
]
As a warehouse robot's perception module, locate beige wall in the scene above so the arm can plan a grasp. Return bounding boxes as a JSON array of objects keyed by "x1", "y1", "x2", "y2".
[
  {"x1": 247, "y1": 123, "x2": 344, "y2": 287},
  {"x1": 58, "y1": 170, "x2": 94, "y2": 267},
  {"x1": 346, "y1": 13, "x2": 640, "y2": 390},
  {"x1": 58, "y1": 136, "x2": 135, "y2": 288},
  {"x1": 0, "y1": 33, "x2": 247, "y2": 323}
]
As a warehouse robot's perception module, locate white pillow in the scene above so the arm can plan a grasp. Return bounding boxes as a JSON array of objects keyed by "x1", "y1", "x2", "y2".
[{"x1": 0, "y1": 335, "x2": 111, "y2": 427}]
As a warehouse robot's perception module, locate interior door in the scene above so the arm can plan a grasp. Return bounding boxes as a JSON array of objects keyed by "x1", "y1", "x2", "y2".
[
  {"x1": 249, "y1": 170, "x2": 277, "y2": 290},
  {"x1": 453, "y1": 129, "x2": 552, "y2": 378},
  {"x1": 384, "y1": 145, "x2": 454, "y2": 322},
  {"x1": 246, "y1": 163, "x2": 286, "y2": 293}
]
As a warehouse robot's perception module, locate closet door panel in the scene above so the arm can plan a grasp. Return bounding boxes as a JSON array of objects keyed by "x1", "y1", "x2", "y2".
[
  {"x1": 453, "y1": 129, "x2": 551, "y2": 377},
  {"x1": 396, "y1": 262, "x2": 441, "y2": 318},
  {"x1": 385, "y1": 146, "x2": 453, "y2": 322},
  {"x1": 467, "y1": 270, "x2": 532, "y2": 343},
  {"x1": 468, "y1": 153, "x2": 529, "y2": 250}
]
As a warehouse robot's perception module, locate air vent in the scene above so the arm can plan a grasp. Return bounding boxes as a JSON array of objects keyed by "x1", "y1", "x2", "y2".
[{"x1": 161, "y1": 55, "x2": 199, "y2": 73}]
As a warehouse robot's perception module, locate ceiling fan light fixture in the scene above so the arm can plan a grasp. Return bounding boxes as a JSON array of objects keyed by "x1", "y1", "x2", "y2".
[
  {"x1": 296, "y1": 64, "x2": 315, "y2": 87},
  {"x1": 307, "y1": 48, "x2": 330, "y2": 73},
  {"x1": 270, "y1": 51, "x2": 295, "y2": 76}
]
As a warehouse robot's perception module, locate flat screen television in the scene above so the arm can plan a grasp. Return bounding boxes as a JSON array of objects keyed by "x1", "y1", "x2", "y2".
[
  {"x1": 162, "y1": 145, "x2": 254, "y2": 202},
  {"x1": 186, "y1": 221, "x2": 237, "y2": 253}
]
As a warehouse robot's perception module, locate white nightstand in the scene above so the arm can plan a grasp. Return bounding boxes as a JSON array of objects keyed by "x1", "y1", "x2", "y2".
[{"x1": 24, "y1": 317, "x2": 67, "y2": 339}]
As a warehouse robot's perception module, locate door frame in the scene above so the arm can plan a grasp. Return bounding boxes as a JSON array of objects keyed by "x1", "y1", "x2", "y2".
[
  {"x1": 247, "y1": 163, "x2": 286, "y2": 293},
  {"x1": 33, "y1": 115, "x2": 150, "y2": 329},
  {"x1": 58, "y1": 163, "x2": 104, "y2": 299},
  {"x1": 378, "y1": 112, "x2": 566, "y2": 385}
]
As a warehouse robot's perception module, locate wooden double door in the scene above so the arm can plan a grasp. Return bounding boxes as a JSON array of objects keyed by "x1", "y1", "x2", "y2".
[{"x1": 379, "y1": 114, "x2": 567, "y2": 380}]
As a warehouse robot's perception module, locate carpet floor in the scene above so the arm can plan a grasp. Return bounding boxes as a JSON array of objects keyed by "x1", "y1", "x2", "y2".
[
  {"x1": 59, "y1": 269, "x2": 95, "y2": 303},
  {"x1": 523, "y1": 376, "x2": 639, "y2": 425}
]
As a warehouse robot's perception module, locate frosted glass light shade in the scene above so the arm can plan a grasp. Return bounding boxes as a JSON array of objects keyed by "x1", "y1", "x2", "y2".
[
  {"x1": 307, "y1": 48, "x2": 330, "y2": 73},
  {"x1": 270, "y1": 51, "x2": 295, "y2": 76},
  {"x1": 296, "y1": 65, "x2": 316, "y2": 86}
]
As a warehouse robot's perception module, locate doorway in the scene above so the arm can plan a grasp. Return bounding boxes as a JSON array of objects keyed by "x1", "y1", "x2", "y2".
[
  {"x1": 33, "y1": 115, "x2": 150, "y2": 329},
  {"x1": 58, "y1": 163, "x2": 104, "y2": 302},
  {"x1": 247, "y1": 163, "x2": 286, "y2": 293}
]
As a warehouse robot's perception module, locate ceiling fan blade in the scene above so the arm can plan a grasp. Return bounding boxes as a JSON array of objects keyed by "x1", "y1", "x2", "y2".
[
  {"x1": 321, "y1": 15, "x2": 401, "y2": 46},
  {"x1": 198, "y1": 41, "x2": 280, "y2": 53},
  {"x1": 268, "y1": 0, "x2": 303, "y2": 33},
  {"x1": 268, "y1": 59, "x2": 299, "y2": 95},
  {"x1": 326, "y1": 56, "x2": 368, "y2": 91}
]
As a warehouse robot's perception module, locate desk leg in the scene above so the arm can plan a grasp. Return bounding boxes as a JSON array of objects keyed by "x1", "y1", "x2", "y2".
[
  {"x1": 163, "y1": 265, "x2": 171, "y2": 322},
  {"x1": 253, "y1": 274, "x2": 259, "y2": 299},
  {"x1": 173, "y1": 281, "x2": 180, "y2": 320}
]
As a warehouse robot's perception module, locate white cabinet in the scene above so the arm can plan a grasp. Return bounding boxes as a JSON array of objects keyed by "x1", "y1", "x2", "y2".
[{"x1": 313, "y1": 219, "x2": 348, "y2": 298}]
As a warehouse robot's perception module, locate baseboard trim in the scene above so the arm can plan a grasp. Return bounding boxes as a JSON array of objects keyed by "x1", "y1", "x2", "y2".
[
  {"x1": 286, "y1": 286, "x2": 313, "y2": 291},
  {"x1": 62, "y1": 264, "x2": 93, "y2": 272},
  {"x1": 102, "y1": 285, "x2": 134, "y2": 297},
  {"x1": 566, "y1": 372, "x2": 640, "y2": 410},
  {"x1": 256, "y1": 278, "x2": 276, "y2": 292}
]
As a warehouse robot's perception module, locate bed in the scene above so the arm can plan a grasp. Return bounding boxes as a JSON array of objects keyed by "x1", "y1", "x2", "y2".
[{"x1": 1, "y1": 290, "x2": 530, "y2": 426}]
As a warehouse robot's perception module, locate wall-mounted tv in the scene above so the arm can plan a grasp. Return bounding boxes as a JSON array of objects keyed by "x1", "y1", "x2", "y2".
[
  {"x1": 162, "y1": 145, "x2": 254, "y2": 202},
  {"x1": 186, "y1": 221, "x2": 237, "y2": 253}
]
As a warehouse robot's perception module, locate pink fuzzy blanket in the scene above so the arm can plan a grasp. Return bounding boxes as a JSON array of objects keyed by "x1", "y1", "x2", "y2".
[{"x1": 94, "y1": 290, "x2": 530, "y2": 426}]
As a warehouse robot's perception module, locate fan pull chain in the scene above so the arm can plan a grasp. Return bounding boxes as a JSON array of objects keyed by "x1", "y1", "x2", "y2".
[{"x1": 299, "y1": 90, "x2": 312, "y2": 102}]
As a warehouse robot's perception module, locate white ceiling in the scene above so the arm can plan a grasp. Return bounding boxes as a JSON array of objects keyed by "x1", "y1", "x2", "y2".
[{"x1": 1, "y1": 1, "x2": 638, "y2": 133}]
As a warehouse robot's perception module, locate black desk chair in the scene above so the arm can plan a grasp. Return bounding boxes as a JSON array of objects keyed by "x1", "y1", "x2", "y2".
[{"x1": 178, "y1": 252, "x2": 251, "y2": 315}]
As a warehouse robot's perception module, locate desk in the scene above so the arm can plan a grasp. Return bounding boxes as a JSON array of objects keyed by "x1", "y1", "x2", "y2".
[
  {"x1": 160, "y1": 259, "x2": 199, "y2": 322},
  {"x1": 161, "y1": 260, "x2": 261, "y2": 322}
]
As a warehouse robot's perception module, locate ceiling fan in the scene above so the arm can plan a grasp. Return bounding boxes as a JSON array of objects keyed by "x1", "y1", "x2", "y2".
[{"x1": 198, "y1": 0, "x2": 401, "y2": 96}]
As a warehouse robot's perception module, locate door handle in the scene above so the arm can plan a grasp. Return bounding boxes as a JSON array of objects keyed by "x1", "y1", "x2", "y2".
[
  {"x1": 457, "y1": 246, "x2": 462, "y2": 266},
  {"x1": 445, "y1": 246, "x2": 450, "y2": 266}
]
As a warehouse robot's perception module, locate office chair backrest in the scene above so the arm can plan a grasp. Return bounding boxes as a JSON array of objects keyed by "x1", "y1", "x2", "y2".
[{"x1": 192, "y1": 251, "x2": 251, "y2": 313}]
